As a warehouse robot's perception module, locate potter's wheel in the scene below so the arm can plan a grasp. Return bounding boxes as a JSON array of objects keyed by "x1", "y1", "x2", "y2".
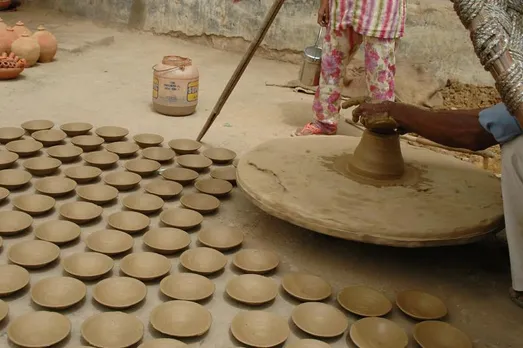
[{"x1": 237, "y1": 135, "x2": 504, "y2": 247}]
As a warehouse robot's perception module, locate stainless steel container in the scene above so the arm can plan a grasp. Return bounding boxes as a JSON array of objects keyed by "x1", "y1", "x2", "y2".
[{"x1": 298, "y1": 27, "x2": 323, "y2": 87}]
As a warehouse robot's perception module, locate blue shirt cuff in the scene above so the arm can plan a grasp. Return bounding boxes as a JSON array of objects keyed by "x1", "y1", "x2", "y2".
[{"x1": 479, "y1": 103, "x2": 522, "y2": 144}]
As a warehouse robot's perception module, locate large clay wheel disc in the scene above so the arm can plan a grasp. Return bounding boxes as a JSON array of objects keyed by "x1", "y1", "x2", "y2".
[
  {"x1": 81, "y1": 312, "x2": 144, "y2": 348},
  {"x1": 237, "y1": 136, "x2": 504, "y2": 247},
  {"x1": 8, "y1": 311, "x2": 71, "y2": 347}
]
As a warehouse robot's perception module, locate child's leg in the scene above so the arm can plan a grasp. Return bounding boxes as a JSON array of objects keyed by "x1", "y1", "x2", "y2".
[{"x1": 363, "y1": 37, "x2": 397, "y2": 102}]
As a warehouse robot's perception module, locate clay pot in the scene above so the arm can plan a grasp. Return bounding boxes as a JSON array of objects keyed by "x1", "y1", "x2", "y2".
[
  {"x1": 0, "y1": 1, "x2": 11, "y2": 11},
  {"x1": 0, "y1": 52, "x2": 25, "y2": 80},
  {"x1": 0, "y1": 27, "x2": 18, "y2": 54},
  {"x1": 33, "y1": 25, "x2": 57, "y2": 63},
  {"x1": 11, "y1": 34, "x2": 40, "y2": 67},
  {"x1": 0, "y1": 17, "x2": 7, "y2": 31},
  {"x1": 13, "y1": 21, "x2": 32, "y2": 37}
]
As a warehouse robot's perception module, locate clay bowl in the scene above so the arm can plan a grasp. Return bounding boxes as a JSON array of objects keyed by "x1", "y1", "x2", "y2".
[
  {"x1": 0, "y1": 264, "x2": 30, "y2": 296},
  {"x1": 60, "y1": 122, "x2": 93, "y2": 136},
  {"x1": 123, "y1": 193, "x2": 164, "y2": 214},
  {"x1": 160, "y1": 208, "x2": 203, "y2": 230},
  {"x1": 0, "y1": 127, "x2": 25, "y2": 144},
  {"x1": 349, "y1": 317, "x2": 408, "y2": 348},
  {"x1": 86, "y1": 229, "x2": 134, "y2": 255},
  {"x1": 231, "y1": 310, "x2": 290, "y2": 348},
  {"x1": 138, "y1": 338, "x2": 188, "y2": 348},
  {"x1": 93, "y1": 276, "x2": 147, "y2": 309},
  {"x1": 0, "y1": 169, "x2": 31, "y2": 189},
  {"x1": 413, "y1": 321, "x2": 472, "y2": 348},
  {"x1": 0, "y1": 211, "x2": 33, "y2": 236},
  {"x1": 59, "y1": 201, "x2": 103, "y2": 224},
  {"x1": 145, "y1": 179, "x2": 183, "y2": 199},
  {"x1": 0, "y1": 187, "x2": 9, "y2": 203},
  {"x1": 203, "y1": 147, "x2": 237, "y2": 164},
  {"x1": 8, "y1": 240, "x2": 60, "y2": 268},
  {"x1": 76, "y1": 184, "x2": 119, "y2": 205},
  {"x1": 150, "y1": 300, "x2": 212, "y2": 338},
  {"x1": 180, "y1": 247, "x2": 227, "y2": 274},
  {"x1": 104, "y1": 171, "x2": 141, "y2": 190},
  {"x1": 120, "y1": 252, "x2": 171, "y2": 280},
  {"x1": 21, "y1": 119, "x2": 54, "y2": 133},
  {"x1": 47, "y1": 144, "x2": 83, "y2": 163},
  {"x1": 31, "y1": 276, "x2": 86, "y2": 309},
  {"x1": 338, "y1": 286, "x2": 392, "y2": 317},
  {"x1": 63, "y1": 252, "x2": 114, "y2": 280},
  {"x1": 233, "y1": 249, "x2": 280, "y2": 274},
  {"x1": 64, "y1": 165, "x2": 102, "y2": 184},
  {"x1": 282, "y1": 273, "x2": 332, "y2": 301},
  {"x1": 35, "y1": 220, "x2": 81, "y2": 244},
  {"x1": 180, "y1": 193, "x2": 220, "y2": 214},
  {"x1": 396, "y1": 290, "x2": 448, "y2": 320},
  {"x1": 71, "y1": 135, "x2": 104, "y2": 152},
  {"x1": 168, "y1": 139, "x2": 202, "y2": 154},
  {"x1": 161, "y1": 167, "x2": 199, "y2": 185},
  {"x1": 6, "y1": 139, "x2": 43, "y2": 157},
  {"x1": 286, "y1": 339, "x2": 331, "y2": 348},
  {"x1": 292, "y1": 302, "x2": 349, "y2": 338},
  {"x1": 31, "y1": 129, "x2": 67, "y2": 146},
  {"x1": 198, "y1": 226, "x2": 244, "y2": 250},
  {"x1": 226, "y1": 274, "x2": 278, "y2": 305},
  {"x1": 35, "y1": 177, "x2": 77, "y2": 197},
  {"x1": 83, "y1": 150, "x2": 119, "y2": 169},
  {"x1": 81, "y1": 312, "x2": 144, "y2": 348},
  {"x1": 108, "y1": 211, "x2": 150, "y2": 233},
  {"x1": 22, "y1": 157, "x2": 62, "y2": 176},
  {"x1": 160, "y1": 273, "x2": 215, "y2": 301},
  {"x1": 0, "y1": 299, "x2": 7, "y2": 322},
  {"x1": 143, "y1": 227, "x2": 191, "y2": 254},
  {"x1": 142, "y1": 147, "x2": 175, "y2": 162},
  {"x1": 0, "y1": 150, "x2": 19, "y2": 169},
  {"x1": 106, "y1": 141, "x2": 140, "y2": 157},
  {"x1": 13, "y1": 194, "x2": 56, "y2": 215},
  {"x1": 176, "y1": 154, "x2": 212, "y2": 172},
  {"x1": 125, "y1": 158, "x2": 161, "y2": 176},
  {"x1": 210, "y1": 166, "x2": 236, "y2": 183},
  {"x1": 195, "y1": 178, "x2": 233, "y2": 197},
  {"x1": 134, "y1": 133, "x2": 164, "y2": 148},
  {"x1": 8, "y1": 311, "x2": 71, "y2": 347},
  {"x1": 95, "y1": 126, "x2": 129, "y2": 142}
]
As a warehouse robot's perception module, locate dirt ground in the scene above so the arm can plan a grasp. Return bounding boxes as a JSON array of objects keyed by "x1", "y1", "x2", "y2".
[{"x1": 0, "y1": 8, "x2": 522, "y2": 348}]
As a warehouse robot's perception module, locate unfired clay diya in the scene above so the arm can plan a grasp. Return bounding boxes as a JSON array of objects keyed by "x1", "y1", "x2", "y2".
[
  {"x1": 0, "y1": 211, "x2": 32, "y2": 235},
  {"x1": 35, "y1": 220, "x2": 81, "y2": 244},
  {"x1": 120, "y1": 252, "x2": 171, "y2": 280},
  {"x1": 22, "y1": 157, "x2": 61, "y2": 176},
  {"x1": 150, "y1": 300, "x2": 212, "y2": 338},
  {"x1": 0, "y1": 186, "x2": 9, "y2": 202},
  {"x1": 286, "y1": 339, "x2": 331, "y2": 348},
  {"x1": 93, "y1": 276, "x2": 147, "y2": 309},
  {"x1": 83, "y1": 150, "x2": 119, "y2": 169},
  {"x1": 180, "y1": 193, "x2": 220, "y2": 214},
  {"x1": 104, "y1": 171, "x2": 141, "y2": 190},
  {"x1": 195, "y1": 178, "x2": 233, "y2": 197},
  {"x1": 76, "y1": 184, "x2": 119, "y2": 205},
  {"x1": 31, "y1": 129, "x2": 67, "y2": 146},
  {"x1": 81, "y1": 312, "x2": 144, "y2": 348},
  {"x1": 0, "y1": 127, "x2": 24, "y2": 143},
  {"x1": 168, "y1": 139, "x2": 202, "y2": 154},
  {"x1": 0, "y1": 264, "x2": 30, "y2": 296},
  {"x1": 64, "y1": 165, "x2": 102, "y2": 184},
  {"x1": 8, "y1": 240, "x2": 60, "y2": 268},
  {"x1": 60, "y1": 122, "x2": 93, "y2": 136},
  {"x1": 282, "y1": 273, "x2": 332, "y2": 301},
  {"x1": 63, "y1": 252, "x2": 114, "y2": 280},
  {"x1": 135, "y1": 133, "x2": 164, "y2": 148},
  {"x1": 0, "y1": 299, "x2": 7, "y2": 322},
  {"x1": 337, "y1": 285, "x2": 392, "y2": 317},
  {"x1": 203, "y1": 147, "x2": 237, "y2": 164},
  {"x1": 413, "y1": 321, "x2": 472, "y2": 348},
  {"x1": 160, "y1": 208, "x2": 203, "y2": 230},
  {"x1": 34, "y1": 177, "x2": 77, "y2": 197},
  {"x1": 12, "y1": 194, "x2": 55, "y2": 215},
  {"x1": 47, "y1": 144, "x2": 84, "y2": 162},
  {"x1": 0, "y1": 169, "x2": 31, "y2": 189},
  {"x1": 349, "y1": 317, "x2": 408, "y2": 348},
  {"x1": 198, "y1": 226, "x2": 244, "y2": 250},
  {"x1": 145, "y1": 179, "x2": 183, "y2": 199},
  {"x1": 106, "y1": 141, "x2": 140, "y2": 157},
  {"x1": 180, "y1": 247, "x2": 227, "y2": 274},
  {"x1": 0, "y1": 150, "x2": 18, "y2": 169},
  {"x1": 123, "y1": 193, "x2": 164, "y2": 214},
  {"x1": 161, "y1": 167, "x2": 199, "y2": 185},
  {"x1": 143, "y1": 227, "x2": 191, "y2": 254},
  {"x1": 108, "y1": 211, "x2": 150, "y2": 233},
  {"x1": 142, "y1": 147, "x2": 175, "y2": 162},
  {"x1": 71, "y1": 135, "x2": 104, "y2": 152},
  {"x1": 233, "y1": 248, "x2": 280, "y2": 273},
  {"x1": 59, "y1": 201, "x2": 103, "y2": 224},
  {"x1": 292, "y1": 302, "x2": 349, "y2": 338},
  {"x1": 125, "y1": 158, "x2": 161, "y2": 176},
  {"x1": 176, "y1": 154, "x2": 212, "y2": 171},
  {"x1": 138, "y1": 338, "x2": 188, "y2": 348},
  {"x1": 86, "y1": 229, "x2": 134, "y2": 255},
  {"x1": 31, "y1": 276, "x2": 86, "y2": 309},
  {"x1": 160, "y1": 273, "x2": 215, "y2": 301},
  {"x1": 21, "y1": 119, "x2": 54, "y2": 133},
  {"x1": 95, "y1": 126, "x2": 129, "y2": 142},
  {"x1": 226, "y1": 274, "x2": 278, "y2": 305},
  {"x1": 6, "y1": 139, "x2": 43, "y2": 157},
  {"x1": 210, "y1": 166, "x2": 237, "y2": 183},
  {"x1": 231, "y1": 310, "x2": 290, "y2": 347},
  {"x1": 396, "y1": 290, "x2": 448, "y2": 320},
  {"x1": 8, "y1": 311, "x2": 71, "y2": 347}
]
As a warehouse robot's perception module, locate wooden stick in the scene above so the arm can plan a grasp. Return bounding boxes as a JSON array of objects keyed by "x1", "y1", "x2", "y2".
[{"x1": 196, "y1": 0, "x2": 287, "y2": 141}]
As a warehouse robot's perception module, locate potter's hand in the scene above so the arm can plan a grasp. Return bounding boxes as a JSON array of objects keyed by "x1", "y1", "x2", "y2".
[
  {"x1": 352, "y1": 101, "x2": 406, "y2": 134},
  {"x1": 318, "y1": 0, "x2": 329, "y2": 27}
]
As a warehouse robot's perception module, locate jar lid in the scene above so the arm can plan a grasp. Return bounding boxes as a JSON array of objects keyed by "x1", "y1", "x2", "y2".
[{"x1": 162, "y1": 55, "x2": 192, "y2": 67}]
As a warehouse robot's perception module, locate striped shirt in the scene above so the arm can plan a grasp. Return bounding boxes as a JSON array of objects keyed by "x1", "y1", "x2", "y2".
[{"x1": 330, "y1": 0, "x2": 407, "y2": 39}]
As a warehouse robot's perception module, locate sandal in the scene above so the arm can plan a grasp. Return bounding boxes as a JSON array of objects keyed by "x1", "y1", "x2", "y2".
[
  {"x1": 509, "y1": 287, "x2": 523, "y2": 308},
  {"x1": 294, "y1": 122, "x2": 337, "y2": 136}
]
